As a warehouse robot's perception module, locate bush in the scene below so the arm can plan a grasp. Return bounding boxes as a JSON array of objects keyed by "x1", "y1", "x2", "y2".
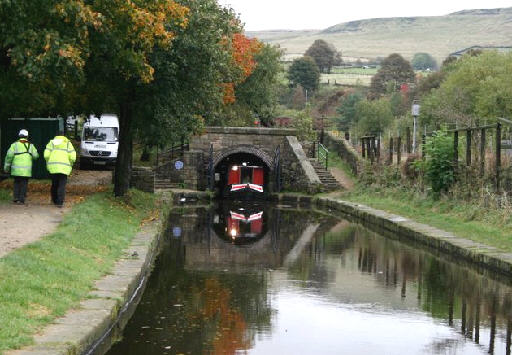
[{"x1": 416, "y1": 130, "x2": 454, "y2": 194}]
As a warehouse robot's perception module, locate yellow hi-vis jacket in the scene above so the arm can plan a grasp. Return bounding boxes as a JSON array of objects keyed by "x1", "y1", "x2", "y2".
[
  {"x1": 3, "y1": 139, "x2": 39, "y2": 177},
  {"x1": 44, "y1": 136, "x2": 76, "y2": 175}
]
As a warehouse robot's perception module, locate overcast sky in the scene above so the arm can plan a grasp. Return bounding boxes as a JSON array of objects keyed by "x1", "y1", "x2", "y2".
[{"x1": 217, "y1": 0, "x2": 512, "y2": 31}]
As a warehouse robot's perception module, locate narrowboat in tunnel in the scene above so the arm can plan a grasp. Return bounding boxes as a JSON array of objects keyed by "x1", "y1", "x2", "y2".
[{"x1": 214, "y1": 152, "x2": 270, "y2": 200}]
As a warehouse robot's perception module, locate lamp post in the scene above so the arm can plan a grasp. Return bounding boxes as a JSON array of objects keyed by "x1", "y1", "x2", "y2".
[{"x1": 412, "y1": 100, "x2": 420, "y2": 153}]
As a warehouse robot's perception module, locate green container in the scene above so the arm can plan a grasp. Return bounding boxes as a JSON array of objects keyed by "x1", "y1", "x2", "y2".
[{"x1": 1, "y1": 118, "x2": 64, "y2": 179}]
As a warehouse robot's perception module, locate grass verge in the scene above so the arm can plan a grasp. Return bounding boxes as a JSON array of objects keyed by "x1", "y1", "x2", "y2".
[
  {"x1": 339, "y1": 187, "x2": 512, "y2": 252},
  {"x1": 0, "y1": 188, "x2": 9, "y2": 203},
  {"x1": 0, "y1": 189, "x2": 158, "y2": 352}
]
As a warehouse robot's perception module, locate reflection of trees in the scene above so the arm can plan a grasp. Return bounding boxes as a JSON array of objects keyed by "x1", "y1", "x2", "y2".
[
  {"x1": 281, "y1": 221, "x2": 512, "y2": 355},
  {"x1": 108, "y1": 209, "x2": 273, "y2": 355},
  {"x1": 340, "y1": 226, "x2": 512, "y2": 354}
]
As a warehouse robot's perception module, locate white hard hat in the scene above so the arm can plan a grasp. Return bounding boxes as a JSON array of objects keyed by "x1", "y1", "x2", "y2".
[{"x1": 18, "y1": 129, "x2": 28, "y2": 137}]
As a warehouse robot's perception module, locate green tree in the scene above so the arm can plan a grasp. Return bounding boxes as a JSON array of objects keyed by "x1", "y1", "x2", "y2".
[
  {"x1": 134, "y1": 0, "x2": 240, "y2": 152},
  {"x1": 305, "y1": 39, "x2": 341, "y2": 73},
  {"x1": 287, "y1": 56, "x2": 320, "y2": 94},
  {"x1": 368, "y1": 53, "x2": 415, "y2": 99},
  {"x1": 293, "y1": 107, "x2": 315, "y2": 141},
  {"x1": 335, "y1": 92, "x2": 363, "y2": 131},
  {"x1": 421, "y1": 51, "x2": 512, "y2": 128},
  {"x1": 354, "y1": 98, "x2": 393, "y2": 135},
  {"x1": 234, "y1": 44, "x2": 283, "y2": 126},
  {"x1": 411, "y1": 53, "x2": 437, "y2": 70}
]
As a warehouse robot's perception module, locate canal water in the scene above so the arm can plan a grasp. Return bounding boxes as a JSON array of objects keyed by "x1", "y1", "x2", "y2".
[{"x1": 108, "y1": 203, "x2": 512, "y2": 355}]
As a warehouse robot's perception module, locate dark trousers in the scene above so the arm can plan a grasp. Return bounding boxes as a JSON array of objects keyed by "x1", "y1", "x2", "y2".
[
  {"x1": 50, "y1": 173, "x2": 68, "y2": 206},
  {"x1": 13, "y1": 176, "x2": 29, "y2": 203}
]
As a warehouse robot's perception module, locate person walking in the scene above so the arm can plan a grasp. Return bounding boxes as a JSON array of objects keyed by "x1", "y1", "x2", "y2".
[
  {"x1": 3, "y1": 129, "x2": 39, "y2": 204},
  {"x1": 44, "y1": 130, "x2": 76, "y2": 207}
]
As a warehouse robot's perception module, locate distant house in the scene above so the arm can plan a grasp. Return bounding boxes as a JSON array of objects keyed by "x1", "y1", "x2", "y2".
[{"x1": 449, "y1": 45, "x2": 512, "y2": 58}]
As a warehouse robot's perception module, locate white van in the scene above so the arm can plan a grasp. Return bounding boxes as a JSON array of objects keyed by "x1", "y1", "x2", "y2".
[{"x1": 80, "y1": 114, "x2": 119, "y2": 169}]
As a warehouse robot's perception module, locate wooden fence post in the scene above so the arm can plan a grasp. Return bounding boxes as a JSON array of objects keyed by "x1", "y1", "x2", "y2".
[
  {"x1": 480, "y1": 128, "x2": 486, "y2": 177},
  {"x1": 376, "y1": 136, "x2": 381, "y2": 162},
  {"x1": 421, "y1": 135, "x2": 426, "y2": 159},
  {"x1": 453, "y1": 131, "x2": 459, "y2": 180},
  {"x1": 466, "y1": 129, "x2": 472, "y2": 166},
  {"x1": 367, "y1": 138, "x2": 373, "y2": 163},
  {"x1": 389, "y1": 137, "x2": 394, "y2": 165},
  {"x1": 406, "y1": 127, "x2": 411, "y2": 154},
  {"x1": 496, "y1": 123, "x2": 501, "y2": 191},
  {"x1": 397, "y1": 136, "x2": 401, "y2": 167}
]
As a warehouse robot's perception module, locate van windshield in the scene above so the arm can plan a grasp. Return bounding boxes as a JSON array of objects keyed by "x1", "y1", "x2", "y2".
[{"x1": 83, "y1": 127, "x2": 119, "y2": 142}]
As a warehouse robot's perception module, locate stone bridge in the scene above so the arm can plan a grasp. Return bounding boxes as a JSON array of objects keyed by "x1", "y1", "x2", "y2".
[{"x1": 132, "y1": 127, "x2": 331, "y2": 194}]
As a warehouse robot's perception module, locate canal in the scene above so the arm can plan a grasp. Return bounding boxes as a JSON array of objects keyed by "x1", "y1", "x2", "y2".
[{"x1": 107, "y1": 203, "x2": 512, "y2": 355}]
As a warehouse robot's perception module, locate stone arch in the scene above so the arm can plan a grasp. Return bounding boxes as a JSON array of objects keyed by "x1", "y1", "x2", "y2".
[{"x1": 213, "y1": 145, "x2": 274, "y2": 170}]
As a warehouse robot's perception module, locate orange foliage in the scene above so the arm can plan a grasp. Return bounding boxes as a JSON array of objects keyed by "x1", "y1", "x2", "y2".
[
  {"x1": 194, "y1": 278, "x2": 251, "y2": 354},
  {"x1": 231, "y1": 33, "x2": 262, "y2": 78},
  {"x1": 221, "y1": 83, "x2": 236, "y2": 105},
  {"x1": 221, "y1": 33, "x2": 262, "y2": 105}
]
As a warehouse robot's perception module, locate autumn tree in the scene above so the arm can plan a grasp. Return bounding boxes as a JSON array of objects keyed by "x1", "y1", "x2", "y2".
[
  {"x1": 0, "y1": 0, "x2": 99, "y2": 119},
  {"x1": 287, "y1": 56, "x2": 320, "y2": 94},
  {"x1": 305, "y1": 39, "x2": 341, "y2": 73},
  {"x1": 134, "y1": 0, "x2": 241, "y2": 155},
  {"x1": 368, "y1": 53, "x2": 415, "y2": 99},
  {"x1": 83, "y1": 0, "x2": 189, "y2": 197}
]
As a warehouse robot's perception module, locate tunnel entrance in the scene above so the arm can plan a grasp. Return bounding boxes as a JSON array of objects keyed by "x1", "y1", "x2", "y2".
[{"x1": 214, "y1": 151, "x2": 272, "y2": 199}]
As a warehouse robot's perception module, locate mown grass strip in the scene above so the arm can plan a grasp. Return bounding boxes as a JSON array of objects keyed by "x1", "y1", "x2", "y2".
[
  {"x1": 0, "y1": 189, "x2": 157, "y2": 352},
  {"x1": 340, "y1": 188, "x2": 512, "y2": 252}
]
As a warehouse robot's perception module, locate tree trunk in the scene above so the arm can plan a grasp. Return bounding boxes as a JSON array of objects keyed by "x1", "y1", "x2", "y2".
[{"x1": 114, "y1": 100, "x2": 133, "y2": 197}]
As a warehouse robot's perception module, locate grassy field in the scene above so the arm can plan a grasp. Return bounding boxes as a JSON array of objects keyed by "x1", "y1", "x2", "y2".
[
  {"x1": 337, "y1": 187, "x2": 512, "y2": 252},
  {"x1": 249, "y1": 8, "x2": 512, "y2": 64},
  {"x1": 0, "y1": 190, "x2": 158, "y2": 352},
  {"x1": 331, "y1": 67, "x2": 379, "y2": 75},
  {"x1": 320, "y1": 73, "x2": 372, "y2": 86}
]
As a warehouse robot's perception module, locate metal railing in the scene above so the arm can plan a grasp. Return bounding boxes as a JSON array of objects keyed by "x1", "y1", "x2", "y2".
[{"x1": 318, "y1": 142, "x2": 329, "y2": 170}]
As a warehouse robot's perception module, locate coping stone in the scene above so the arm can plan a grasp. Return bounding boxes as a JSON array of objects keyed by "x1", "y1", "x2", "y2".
[{"x1": 314, "y1": 196, "x2": 512, "y2": 277}]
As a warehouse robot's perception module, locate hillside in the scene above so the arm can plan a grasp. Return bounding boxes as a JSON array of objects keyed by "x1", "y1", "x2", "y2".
[{"x1": 247, "y1": 7, "x2": 512, "y2": 63}]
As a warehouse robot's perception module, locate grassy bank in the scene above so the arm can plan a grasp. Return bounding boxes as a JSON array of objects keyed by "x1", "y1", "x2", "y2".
[
  {"x1": 0, "y1": 189, "x2": 158, "y2": 352},
  {"x1": 338, "y1": 187, "x2": 512, "y2": 252}
]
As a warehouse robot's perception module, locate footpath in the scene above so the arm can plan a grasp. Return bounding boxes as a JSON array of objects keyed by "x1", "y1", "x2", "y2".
[{"x1": 0, "y1": 171, "x2": 111, "y2": 257}]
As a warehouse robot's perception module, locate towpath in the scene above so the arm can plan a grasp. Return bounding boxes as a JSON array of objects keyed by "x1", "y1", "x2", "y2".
[{"x1": 0, "y1": 170, "x2": 111, "y2": 258}]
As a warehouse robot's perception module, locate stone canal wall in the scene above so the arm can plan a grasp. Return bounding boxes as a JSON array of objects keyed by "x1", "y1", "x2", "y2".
[
  {"x1": 324, "y1": 132, "x2": 361, "y2": 176},
  {"x1": 271, "y1": 194, "x2": 512, "y2": 276}
]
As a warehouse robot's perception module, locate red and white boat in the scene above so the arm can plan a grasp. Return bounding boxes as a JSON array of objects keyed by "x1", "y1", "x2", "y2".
[{"x1": 227, "y1": 164, "x2": 265, "y2": 197}]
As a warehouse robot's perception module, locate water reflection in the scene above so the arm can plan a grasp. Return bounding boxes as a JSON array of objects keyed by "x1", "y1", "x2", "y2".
[{"x1": 108, "y1": 204, "x2": 512, "y2": 355}]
